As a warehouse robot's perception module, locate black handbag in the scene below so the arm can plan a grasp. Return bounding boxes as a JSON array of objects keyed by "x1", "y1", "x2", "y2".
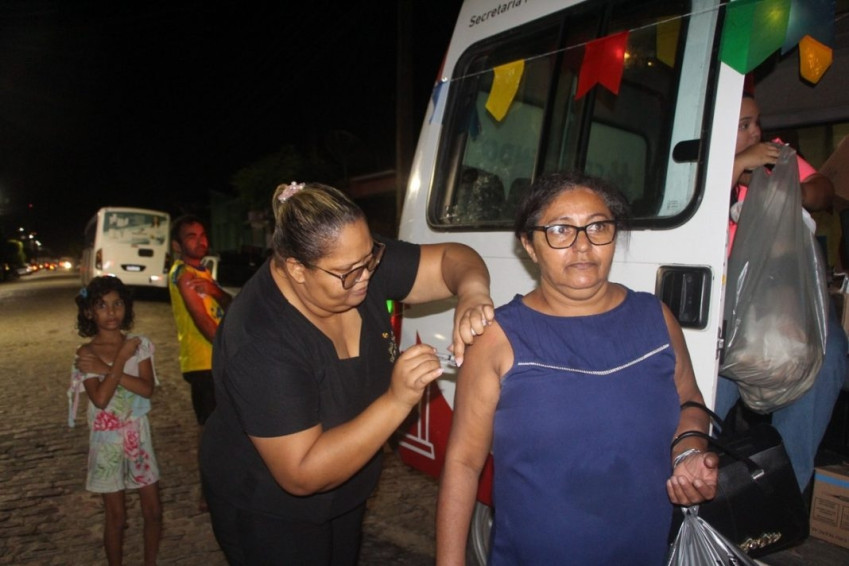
[{"x1": 668, "y1": 402, "x2": 809, "y2": 558}]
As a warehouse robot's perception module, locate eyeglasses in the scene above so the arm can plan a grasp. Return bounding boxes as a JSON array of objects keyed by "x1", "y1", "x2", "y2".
[
  {"x1": 531, "y1": 220, "x2": 617, "y2": 249},
  {"x1": 305, "y1": 242, "x2": 386, "y2": 289}
]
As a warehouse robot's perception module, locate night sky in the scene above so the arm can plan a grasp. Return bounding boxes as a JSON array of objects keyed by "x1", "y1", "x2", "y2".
[{"x1": 0, "y1": 1, "x2": 462, "y2": 256}]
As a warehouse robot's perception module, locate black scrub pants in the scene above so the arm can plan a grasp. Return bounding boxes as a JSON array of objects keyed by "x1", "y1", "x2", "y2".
[{"x1": 205, "y1": 487, "x2": 365, "y2": 566}]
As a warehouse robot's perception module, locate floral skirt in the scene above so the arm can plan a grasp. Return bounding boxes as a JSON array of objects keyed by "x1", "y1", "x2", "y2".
[{"x1": 87, "y1": 413, "x2": 159, "y2": 493}]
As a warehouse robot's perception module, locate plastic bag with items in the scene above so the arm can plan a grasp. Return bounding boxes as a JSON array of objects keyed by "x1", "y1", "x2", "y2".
[
  {"x1": 666, "y1": 506, "x2": 757, "y2": 566},
  {"x1": 720, "y1": 144, "x2": 829, "y2": 414}
]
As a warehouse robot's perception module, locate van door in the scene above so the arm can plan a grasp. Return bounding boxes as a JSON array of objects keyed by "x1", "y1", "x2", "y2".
[{"x1": 399, "y1": 0, "x2": 734, "y2": 415}]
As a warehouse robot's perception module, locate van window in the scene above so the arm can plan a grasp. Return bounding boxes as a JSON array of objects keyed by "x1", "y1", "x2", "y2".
[{"x1": 430, "y1": 0, "x2": 698, "y2": 229}]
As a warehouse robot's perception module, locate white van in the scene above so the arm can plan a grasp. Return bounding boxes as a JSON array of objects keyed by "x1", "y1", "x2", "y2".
[
  {"x1": 80, "y1": 207, "x2": 171, "y2": 288},
  {"x1": 395, "y1": 0, "x2": 848, "y2": 561}
]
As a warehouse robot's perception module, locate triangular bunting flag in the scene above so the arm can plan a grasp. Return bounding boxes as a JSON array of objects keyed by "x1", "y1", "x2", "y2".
[
  {"x1": 781, "y1": 0, "x2": 835, "y2": 54},
  {"x1": 575, "y1": 31, "x2": 629, "y2": 99},
  {"x1": 429, "y1": 81, "x2": 445, "y2": 124},
  {"x1": 657, "y1": 18, "x2": 681, "y2": 68},
  {"x1": 720, "y1": 0, "x2": 790, "y2": 74},
  {"x1": 485, "y1": 60, "x2": 525, "y2": 122},
  {"x1": 799, "y1": 34, "x2": 833, "y2": 83}
]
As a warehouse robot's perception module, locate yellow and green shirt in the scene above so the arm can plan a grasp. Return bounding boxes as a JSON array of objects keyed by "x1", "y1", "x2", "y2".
[{"x1": 168, "y1": 260, "x2": 224, "y2": 373}]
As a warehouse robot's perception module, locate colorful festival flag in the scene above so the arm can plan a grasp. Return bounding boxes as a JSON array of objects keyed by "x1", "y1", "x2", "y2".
[
  {"x1": 799, "y1": 34, "x2": 833, "y2": 83},
  {"x1": 575, "y1": 31, "x2": 629, "y2": 99},
  {"x1": 429, "y1": 81, "x2": 445, "y2": 124},
  {"x1": 657, "y1": 17, "x2": 681, "y2": 68},
  {"x1": 485, "y1": 60, "x2": 525, "y2": 122},
  {"x1": 781, "y1": 0, "x2": 834, "y2": 53},
  {"x1": 720, "y1": 0, "x2": 790, "y2": 74}
]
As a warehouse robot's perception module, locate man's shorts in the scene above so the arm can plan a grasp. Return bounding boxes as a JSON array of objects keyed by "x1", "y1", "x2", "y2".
[{"x1": 183, "y1": 370, "x2": 216, "y2": 425}]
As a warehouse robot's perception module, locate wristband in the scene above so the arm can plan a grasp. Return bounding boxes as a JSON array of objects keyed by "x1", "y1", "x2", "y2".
[{"x1": 673, "y1": 448, "x2": 702, "y2": 468}]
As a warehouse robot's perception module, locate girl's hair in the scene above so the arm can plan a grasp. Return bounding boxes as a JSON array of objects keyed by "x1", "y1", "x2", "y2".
[
  {"x1": 514, "y1": 171, "x2": 631, "y2": 241},
  {"x1": 270, "y1": 182, "x2": 365, "y2": 265},
  {"x1": 75, "y1": 276, "x2": 135, "y2": 337}
]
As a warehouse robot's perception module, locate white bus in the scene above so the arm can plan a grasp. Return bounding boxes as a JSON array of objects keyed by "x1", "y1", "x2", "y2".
[
  {"x1": 395, "y1": 0, "x2": 848, "y2": 561},
  {"x1": 80, "y1": 207, "x2": 171, "y2": 289}
]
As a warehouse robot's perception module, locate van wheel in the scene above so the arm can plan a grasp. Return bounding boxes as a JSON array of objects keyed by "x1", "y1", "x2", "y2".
[{"x1": 464, "y1": 502, "x2": 493, "y2": 565}]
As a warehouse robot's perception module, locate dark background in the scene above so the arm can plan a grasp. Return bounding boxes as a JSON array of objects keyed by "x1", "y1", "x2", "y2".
[{"x1": 0, "y1": 0, "x2": 462, "y2": 257}]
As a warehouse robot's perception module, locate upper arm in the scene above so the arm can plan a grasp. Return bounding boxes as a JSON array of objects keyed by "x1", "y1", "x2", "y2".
[
  {"x1": 403, "y1": 242, "x2": 488, "y2": 305},
  {"x1": 661, "y1": 303, "x2": 702, "y2": 404},
  {"x1": 801, "y1": 172, "x2": 835, "y2": 211},
  {"x1": 402, "y1": 244, "x2": 453, "y2": 304},
  {"x1": 445, "y1": 322, "x2": 510, "y2": 468},
  {"x1": 177, "y1": 271, "x2": 218, "y2": 336}
]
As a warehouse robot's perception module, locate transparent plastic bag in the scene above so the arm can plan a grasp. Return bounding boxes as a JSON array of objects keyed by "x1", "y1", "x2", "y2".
[
  {"x1": 721, "y1": 144, "x2": 829, "y2": 414},
  {"x1": 666, "y1": 506, "x2": 757, "y2": 566}
]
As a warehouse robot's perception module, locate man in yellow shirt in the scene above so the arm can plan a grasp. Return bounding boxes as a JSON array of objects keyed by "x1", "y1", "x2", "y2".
[{"x1": 168, "y1": 214, "x2": 231, "y2": 511}]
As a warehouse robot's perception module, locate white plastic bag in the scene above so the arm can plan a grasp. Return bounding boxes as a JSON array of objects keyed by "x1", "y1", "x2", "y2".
[
  {"x1": 721, "y1": 145, "x2": 829, "y2": 413},
  {"x1": 667, "y1": 506, "x2": 757, "y2": 566}
]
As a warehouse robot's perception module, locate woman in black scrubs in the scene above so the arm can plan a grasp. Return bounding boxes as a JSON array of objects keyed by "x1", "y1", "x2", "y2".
[{"x1": 201, "y1": 182, "x2": 494, "y2": 565}]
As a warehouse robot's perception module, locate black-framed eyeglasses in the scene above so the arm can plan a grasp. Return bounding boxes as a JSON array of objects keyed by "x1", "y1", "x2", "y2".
[
  {"x1": 305, "y1": 242, "x2": 386, "y2": 289},
  {"x1": 531, "y1": 220, "x2": 617, "y2": 249}
]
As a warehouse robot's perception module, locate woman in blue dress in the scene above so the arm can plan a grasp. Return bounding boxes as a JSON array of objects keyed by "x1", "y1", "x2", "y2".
[{"x1": 436, "y1": 171, "x2": 719, "y2": 565}]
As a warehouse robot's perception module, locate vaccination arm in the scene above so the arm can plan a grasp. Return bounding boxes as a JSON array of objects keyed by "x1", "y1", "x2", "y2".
[
  {"x1": 663, "y1": 304, "x2": 719, "y2": 505},
  {"x1": 404, "y1": 243, "x2": 495, "y2": 367},
  {"x1": 436, "y1": 322, "x2": 507, "y2": 566}
]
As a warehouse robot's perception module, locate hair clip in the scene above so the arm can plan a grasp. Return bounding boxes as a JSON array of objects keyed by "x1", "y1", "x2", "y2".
[
  {"x1": 278, "y1": 182, "x2": 305, "y2": 203},
  {"x1": 79, "y1": 287, "x2": 88, "y2": 299}
]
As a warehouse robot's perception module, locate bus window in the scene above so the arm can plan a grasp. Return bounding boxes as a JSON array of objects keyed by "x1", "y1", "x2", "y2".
[{"x1": 102, "y1": 210, "x2": 168, "y2": 246}]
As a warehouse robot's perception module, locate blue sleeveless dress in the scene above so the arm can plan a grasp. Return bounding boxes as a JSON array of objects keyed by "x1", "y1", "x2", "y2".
[{"x1": 489, "y1": 290, "x2": 680, "y2": 565}]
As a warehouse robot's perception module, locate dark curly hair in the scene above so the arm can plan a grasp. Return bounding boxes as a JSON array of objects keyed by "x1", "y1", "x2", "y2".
[
  {"x1": 514, "y1": 171, "x2": 631, "y2": 241},
  {"x1": 75, "y1": 276, "x2": 135, "y2": 337}
]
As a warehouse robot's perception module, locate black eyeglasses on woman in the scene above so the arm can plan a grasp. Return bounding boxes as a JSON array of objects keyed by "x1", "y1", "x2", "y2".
[
  {"x1": 305, "y1": 242, "x2": 386, "y2": 289},
  {"x1": 531, "y1": 220, "x2": 617, "y2": 249}
]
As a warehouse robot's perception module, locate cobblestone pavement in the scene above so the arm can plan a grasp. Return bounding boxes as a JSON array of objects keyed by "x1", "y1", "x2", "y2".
[{"x1": 0, "y1": 274, "x2": 436, "y2": 565}]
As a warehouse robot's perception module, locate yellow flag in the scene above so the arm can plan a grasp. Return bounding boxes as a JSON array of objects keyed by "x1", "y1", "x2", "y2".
[
  {"x1": 799, "y1": 34, "x2": 832, "y2": 84},
  {"x1": 657, "y1": 18, "x2": 681, "y2": 67},
  {"x1": 485, "y1": 60, "x2": 525, "y2": 122}
]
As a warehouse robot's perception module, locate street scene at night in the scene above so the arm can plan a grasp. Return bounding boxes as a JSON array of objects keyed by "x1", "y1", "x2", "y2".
[{"x1": 4, "y1": 0, "x2": 849, "y2": 565}]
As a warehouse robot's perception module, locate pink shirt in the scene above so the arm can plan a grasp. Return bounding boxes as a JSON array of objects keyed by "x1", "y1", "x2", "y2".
[{"x1": 727, "y1": 151, "x2": 817, "y2": 255}]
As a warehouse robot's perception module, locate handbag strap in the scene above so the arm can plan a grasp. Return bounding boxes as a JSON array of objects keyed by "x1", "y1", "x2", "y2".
[
  {"x1": 680, "y1": 400, "x2": 724, "y2": 433},
  {"x1": 675, "y1": 402, "x2": 766, "y2": 481}
]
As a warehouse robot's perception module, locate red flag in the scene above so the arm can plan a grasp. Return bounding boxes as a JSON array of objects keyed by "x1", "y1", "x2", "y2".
[{"x1": 575, "y1": 31, "x2": 629, "y2": 99}]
